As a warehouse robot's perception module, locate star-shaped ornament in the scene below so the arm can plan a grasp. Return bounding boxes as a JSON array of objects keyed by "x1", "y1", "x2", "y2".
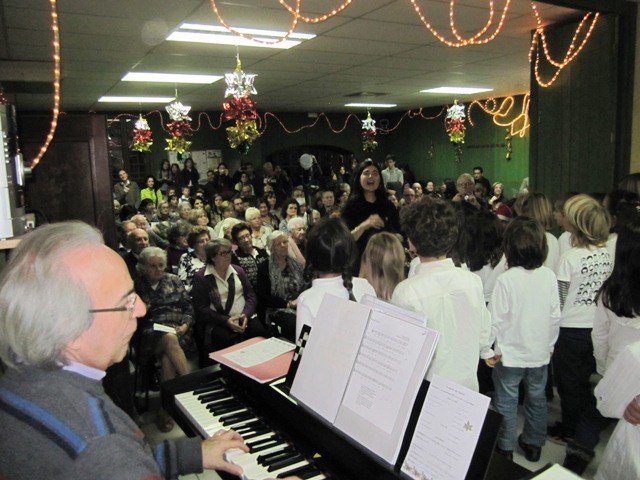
[{"x1": 165, "y1": 102, "x2": 191, "y2": 122}]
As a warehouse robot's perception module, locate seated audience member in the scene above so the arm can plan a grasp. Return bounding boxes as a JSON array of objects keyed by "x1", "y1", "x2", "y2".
[
  {"x1": 117, "y1": 220, "x2": 136, "y2": 253},
  {"x1": 489, "y1": 182, "x2": 506, "y2": 208},
  {"x1": 154, "y1": 201, "x2": 177, "y2": 223},
  {"x1": 122, "y1": 228, "x2": 150, "y2": 279},
  {"x1": 215, "y1": 217, "x2": 241, "y2": 243},
  {"x1": 256, "y1": 231, "x2": 306, "y2": 341},
  {"x1": 134, "y1": 247, "x2": 195, "y2": 432},
  {"x1": 177, "y1": 201, "x2": 192, "y2": 222},
  {"x1": 178, "y1": 226, "x2": 210, "y2": 294},
  {"x1": 131, "y1": 213, "x2": 168, "y2": 249},
  {"x1": 231, "y1": 222, "x2": 269, "y2": 290},
  {"x1": 279, "y1": 198, "x2": 300, "y2": 232},
  {"x1": 453, "y1": 173, "x2": 483, "y2": 209},
  {"x1": 207, "y1": 194, "x2": 225, "y2": 226},
  {"x1": 191, "y1": 239, "x2": 267, "y2": 358},
  {"x1": 258, "y1": 197, "x2": 280, "y2": 231},
  {"x1": 286, "y1": 216, "x2": 307, "y2": 266},
  {"x1": 296, "y1": 217, "x2": 376, "y2": 339},
  {"x1": 244, "y1": 206, "x2": 272, "y2": 250},
  {"x1": 0, "y1": 221, "x2": 248, "y2": 479},
  {"x1": 391, "y1": 197, "x2": 492, "y2": 391},
  {"x1": 165, "y1": 221, "x2": 191, "y2": 274},
  {"x1": 188, "y1": 207, "x2": 215, "y2": 239},
  {"x1": 359, "y1": 232, "x2": 405, "y2": 301},
  {"x1": 138, "y1": 198, "x2": 157, "y2": 223},
  {"x1": 232, "y1": 195, "x2": 246, "y2": 221}
]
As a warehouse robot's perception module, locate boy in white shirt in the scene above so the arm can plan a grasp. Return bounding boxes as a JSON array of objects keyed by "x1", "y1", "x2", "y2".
[
  {"x1": 485, "y1": 217, "x2": 561, "y2": 461},
  {"x1": 391, "y1": 198, "x2": 492, "y2": 392}
]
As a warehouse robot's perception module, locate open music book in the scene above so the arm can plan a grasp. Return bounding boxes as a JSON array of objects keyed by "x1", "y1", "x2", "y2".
[{"x1": 290, "y1": 294, "x2": 439, "y2": 465}]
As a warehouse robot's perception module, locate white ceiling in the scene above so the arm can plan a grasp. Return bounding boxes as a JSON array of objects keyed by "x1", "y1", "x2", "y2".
[{"x1": 0, "y1": 0, "x2": 587, "y2": 114}]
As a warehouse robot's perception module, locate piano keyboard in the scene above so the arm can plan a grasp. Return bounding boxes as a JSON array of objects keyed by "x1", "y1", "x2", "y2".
[{"x1": 174, "y1": 377, "x2": 328, "y2": 480}]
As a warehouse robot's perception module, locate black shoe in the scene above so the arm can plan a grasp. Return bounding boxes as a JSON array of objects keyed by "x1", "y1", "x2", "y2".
[
  {"x1": 547, "y1": 422, "x2": 572, "y2": 446},
  {"x1": 494, "y1": 447, "x2": 513, "y2": 462},
  {"x1": 518, "y1": 435, "x2": 541, "y2": 462}
]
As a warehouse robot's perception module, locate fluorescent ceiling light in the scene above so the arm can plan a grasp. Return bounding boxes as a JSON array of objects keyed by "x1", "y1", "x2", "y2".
[
  {"x1": 98, "y1": 96, "x2": 176, "y2": 103},
  {"x1": 167, "y1": 23, "x2": 315, "y2": 50},
  {"x1": 421, "y1": 86, "x2": 493, "y2": 94},
  {"x1": 122, "y1": 72, "x2": 222, "y2": 84},
  {"x1": 345, "y1": 103, "x2": 397, "y2": 108}
]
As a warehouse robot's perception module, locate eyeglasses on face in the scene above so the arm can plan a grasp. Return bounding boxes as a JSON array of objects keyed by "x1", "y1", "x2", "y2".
[
  {"x1": 89, "y1": 293, "x2": 137, "y2": 316},
  {"x1": 216, "y1": 250, "x2": 232, "y2": 257},
  {"x1": 237, "y1": 233, "x2": 252, "y2": 241}
]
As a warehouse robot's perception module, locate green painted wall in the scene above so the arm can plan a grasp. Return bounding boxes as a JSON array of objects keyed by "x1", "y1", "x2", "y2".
[{"x1": 140, "y1": 95, "x2": 529, "y2": 197}]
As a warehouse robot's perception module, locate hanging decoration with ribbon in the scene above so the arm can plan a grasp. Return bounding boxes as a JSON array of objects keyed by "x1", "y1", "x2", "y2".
[
  {"x1": 165, "y1": 101, "x2": 193, "y2": 154},
  {"x1": 361, "y1": 110, "x2": 378, "y2": 152},
  {"x1": 132, "y1": 115, "x2": 153, "y2": 152},
  {"x1": 222, "y1": 55, "x2": 260, "y2": 154},
  {"x1": 445, "y1": 100, "x2": 466, "y2": 162}
]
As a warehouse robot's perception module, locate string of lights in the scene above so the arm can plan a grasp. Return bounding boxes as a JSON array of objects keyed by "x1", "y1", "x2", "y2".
[
  {"x1": 278, "y1": 0, "x2": 352, "y2": 24},
  {"x1": 31, "y1": 0, "x2": 61, "y2": 168},
  {"x1": 468, "y1": 95, "x2": 530, "y2": 137}
]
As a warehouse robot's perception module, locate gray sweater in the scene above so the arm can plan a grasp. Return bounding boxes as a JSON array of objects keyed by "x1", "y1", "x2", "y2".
[{"x1": 0, "y1": 366, "x2": 202, "y2": 479}]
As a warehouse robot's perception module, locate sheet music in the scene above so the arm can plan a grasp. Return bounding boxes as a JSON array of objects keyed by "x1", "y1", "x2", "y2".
[
  {"x1": 223, "y1": 337, "x2": 294, "y2": 368},
  {"x1": 341, "y1": 310, "x2": 427, "y2": 434},
  {"x1": 401, "y1": 375, "x2": 490, "y2": 480},
  {"x1": 153, "y1": 323, "x2": 176, "y2": 334},
  {"x1": 290, "y1": 295, "x2": 371, "y2": 422}
]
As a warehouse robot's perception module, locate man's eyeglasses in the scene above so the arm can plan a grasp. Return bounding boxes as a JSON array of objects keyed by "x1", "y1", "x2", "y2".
[{"x1": 89, "y1": 294, "x2": 137, "y2": 316}]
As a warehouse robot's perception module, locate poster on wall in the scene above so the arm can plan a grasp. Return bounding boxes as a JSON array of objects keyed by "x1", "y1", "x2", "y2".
[{"x1": 169, "y1": 150, "x2": 222, "y2": 181}]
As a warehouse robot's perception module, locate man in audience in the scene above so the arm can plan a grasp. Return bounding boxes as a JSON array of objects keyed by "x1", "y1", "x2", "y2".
[
  {"x1": 473, "y1": 166, "x2": 492, "y2": 195},
  {"x1": 117, "y1": 220, "x2": 136, "y2": 253},
  {"x1": 401, "y1": 187, "x2": 416, "y2": 207},
  {"x1": 122, "y1": 228, "x2": 149, "y2": 280},
  {"x1": 232, "y1": 195, "x2": 246, "y2": 221},
  {"x1": 381, "y1": 154, "x2": 404, "y2": 195},
  {"x1": 113, "y1": 169, "x2": 140, "y2": 209},
  {"x1": 319, "y1": 190, "x2": 335, "y2": 217},
  {"x1": 453, "y1": 173, "x2": 482, "y2": 209},
  {"x1": 0, "y1": 221, "x2": 247, "y2": 479},
  {"x1": 231, "y1": 222, "x2": 269, "y2": 290}
]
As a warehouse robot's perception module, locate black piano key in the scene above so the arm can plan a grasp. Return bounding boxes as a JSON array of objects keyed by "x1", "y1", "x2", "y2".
[
  {"x1": 257, "y1": 445, "x2": 295, "y2": 464},
  {"x1": 242, "y1": 427, "x2": 272, "y2": 440},
  {"x1": 208, "y1": 402, "x2": 244, "y2": 415},
  {"x1": 221, "y1": 410, "x2": 253, "y2": 425},
  {"x1": 199, "y1": 390, "x2": 232, "y2": 402},
  {"x1": 234, "y1": 420, "x2": 264, "y2": 433},
  {"x1": 246, "y1": 435, "x2": 279, "y2": 449},
  {"x1": 251, "y1": 440, "x2": 284, "y2": 453},
  {"x1": 267, "y1": 453, "x2": 304, "y2": 472},
  {"x1": 277, "y1": 463, "x2": 319, "y2": 479},
  {"x1": 193, "y1": 379, "x2": 224, "y2": 395}
]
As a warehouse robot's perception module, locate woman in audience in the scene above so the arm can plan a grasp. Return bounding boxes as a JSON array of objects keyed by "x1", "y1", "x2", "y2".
[
  {"x1": 359, "y1": 232, "x2": 405, "y2": 301},
  {"x1": 170, "y1": 163, "x2": 181, "y2": 188},
  {"x1": 513, "y1": 192, "x2": 559, "y2": 272},
  {"x1": 244, "y1": 207, "x2": 272, "y2": 250},
  {"x1": 178, "y1": 225, "x2": 210, "y2": 293},
  {"x1": 134, "y1": 247, "x2": 195, "y2": 432},
  {"x1": 256, "y1": 231, "x2": 306, "y2": 342},
  {"x1": 279, "y1": 198, "x2": 300, "y2": 232},
  {"x1": 138, "y1": 198, "x2": 156, "y2": 224},
  {"x1": 157, "y1": 159, "x2": 172, "y2": 194},
  {"x1": 188, "y1": 208, "x2": 215, "y2": 239},
  {"x1": 191, "y1": 239, "x2": 266, "y2": 358},
  {"x1": 296, "y1": 217, "x2": 376, "y2": 339},
  {"x1": 234, "y1": 171, "x2": 255, "y2": 196},
  {"x1": 258, "y1": 197, "x2": 280, "y2": 231},
  {"x1": 207, "y1": 194, "x2": 225, "y2": 226},
  {"x1": 165, "y1": 221, "x2": 191, "y2": 274},
  {"x1": 286, "y1": 217, "x2": 307, "y2": 266},
  {"x1": 342, "y1": 159, "x2": 401, "y2": 265},
  {"x1": 266, "y1": 191, "x2": 280, "y2": 217},
  {"x1": 488, "y1": 182, "x2": 506, "y2": 209},
  {"x1": 179, "y1": 158, "x2": 200, "y2": 195},
  {"x1": 140, "y1": 175, "x2": 164, "y2": 208},
  {"x1": 230, "y1": 222, "x2": 269, "y2": 290}
]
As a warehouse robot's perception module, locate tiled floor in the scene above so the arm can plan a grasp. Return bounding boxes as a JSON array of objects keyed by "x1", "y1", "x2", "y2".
[{"x1": 141, "y1": 388, "x2": 614, "y2": 480}]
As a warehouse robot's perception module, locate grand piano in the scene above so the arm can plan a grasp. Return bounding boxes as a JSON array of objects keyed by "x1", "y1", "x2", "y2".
[{"x1": 162, "y1": 365, "x2": 532, "y2": 480}]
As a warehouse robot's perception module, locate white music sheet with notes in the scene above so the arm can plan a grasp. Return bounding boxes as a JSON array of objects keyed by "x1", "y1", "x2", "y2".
[
  {"x1": 401, "y1": 375, "x2": 490, "y2": 480},
  {"x1": 291, "y1": 294, "x2": 438, "y2": 465}
]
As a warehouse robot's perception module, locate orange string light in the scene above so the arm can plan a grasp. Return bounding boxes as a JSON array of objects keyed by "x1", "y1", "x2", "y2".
[
  {"x1": 529, "y1": 3, "x2": 599, "y2": 87},
  {"x1": 32, "y1": 0, "x2": 61, "y2": 168},
  {"x1": 278, "y1": 0, "x2": 352, "y2": 23},
  {"x1": 467, "y1": 95, "x2": 530, "y2": 137},
  {"x1": 409, "y1": 0, "x2": 511, "y2": 47}
]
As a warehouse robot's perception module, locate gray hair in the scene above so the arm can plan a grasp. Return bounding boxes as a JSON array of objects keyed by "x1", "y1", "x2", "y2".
[
  {"x1": 205, "y1": 238, "x2": 232, "y2": 264},
  {"x1": 0, "y1": 221, "x2": 103, "y2": 369},
  {"x1": 287, "y1": 217, "x2": 306, "y2": 232},
  {"x1": 244, "y1": 207, "x2": 260, "y2": 221},
  {"x1": 136, "y1": 246, "x2": 167, "y2": 275},
  {"x1": 266, "y1": 230, "x2": 288, "y2": 251}
]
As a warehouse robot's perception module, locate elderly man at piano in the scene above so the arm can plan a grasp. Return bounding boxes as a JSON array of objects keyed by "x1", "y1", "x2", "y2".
[{"x1": 0, "y1": 221, "x2": 251, "y2": 480}]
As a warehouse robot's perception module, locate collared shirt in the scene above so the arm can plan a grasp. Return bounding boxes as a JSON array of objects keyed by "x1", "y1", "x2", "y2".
[
  {"x1": 62, "y1": 361, "x2": 106, "y2": 380},
  {"x1": 204, "y1": 264, "x2": 245, "y2": 316},
  {"x1": 391, "y1": 258, "x2": 492, "y2": 391}
]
